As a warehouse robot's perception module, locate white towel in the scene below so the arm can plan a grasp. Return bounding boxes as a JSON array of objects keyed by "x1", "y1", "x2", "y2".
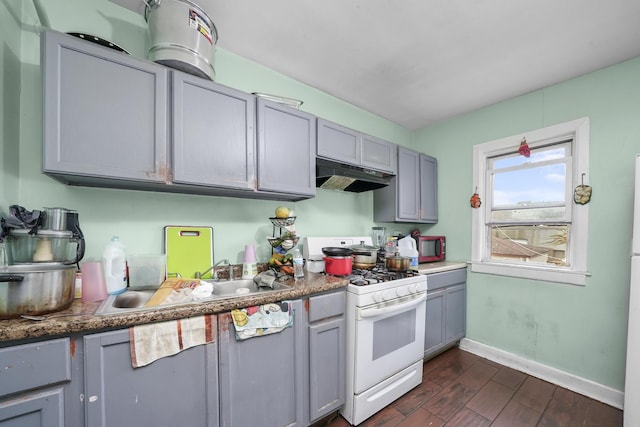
[{"x1": 130, "y1": 315, "x2": 216, "y2": 368}]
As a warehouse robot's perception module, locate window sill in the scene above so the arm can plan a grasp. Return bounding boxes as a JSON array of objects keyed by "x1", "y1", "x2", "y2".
[{"x1": 470, "y1": 261, "x2": 589, "y2": 286}]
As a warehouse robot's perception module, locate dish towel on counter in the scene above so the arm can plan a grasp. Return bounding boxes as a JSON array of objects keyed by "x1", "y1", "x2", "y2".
[
  {"x1": 231, "y1": 301, "x2": 293, "y2": 340},
  {"x1": 130, "y1": 314, "x2": 216, "y2": 368}
]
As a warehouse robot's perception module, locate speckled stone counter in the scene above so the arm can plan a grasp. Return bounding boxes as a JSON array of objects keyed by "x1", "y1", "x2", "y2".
[
  {"x1": 417, "y1": 261, "x2": 468, "y2": 275},
  {"x1": 0, "y1": 273, "x2": 347, "y2": 343}
]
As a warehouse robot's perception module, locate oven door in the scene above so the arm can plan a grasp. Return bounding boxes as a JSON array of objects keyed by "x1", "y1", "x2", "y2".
[{"x1": 353, "y1": 292, "x2": 426, "y2": 393}]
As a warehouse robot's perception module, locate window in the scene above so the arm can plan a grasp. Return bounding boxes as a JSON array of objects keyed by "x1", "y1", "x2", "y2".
[{"x1": 471, "y1": 118, "x2": 590, "y2": 285}]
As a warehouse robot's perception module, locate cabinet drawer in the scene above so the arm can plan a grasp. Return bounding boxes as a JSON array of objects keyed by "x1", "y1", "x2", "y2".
[
  {"x1": 308, "y1": 290, "x2": 345, "y2": 323},
  {"x1": 0, "y1": 338, "x2": 71, "y2": 398},
  {"x1": 427, "y1": 268, "x2": 467, "y2": 292}
]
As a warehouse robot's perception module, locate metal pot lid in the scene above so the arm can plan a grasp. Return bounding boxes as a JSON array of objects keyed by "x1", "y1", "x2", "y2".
[
  {"x1": 3, "y1": 263, "x2": 77, "y2": 273},
  {"x1": 8, "y1": 228, "x2": 74, "y2": 238},
  {"x1": 348, "y1": 242, "x2": 379, "y2": 253},
  {"x1": 322, "y1": 247, "x2": 352, "y2": 257}
]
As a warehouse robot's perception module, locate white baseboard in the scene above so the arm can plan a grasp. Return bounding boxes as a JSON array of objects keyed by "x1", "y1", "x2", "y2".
[{"x1": 459, "y1": 338, "x2": 624, "y2": 409}]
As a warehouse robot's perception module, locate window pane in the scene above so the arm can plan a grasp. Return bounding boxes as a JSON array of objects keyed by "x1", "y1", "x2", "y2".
[
  {"x1": 490, "y1": 225, "x2": 569, "y2": 266},
  {"x1": 492, "y1": 163, "x2": 566, "y2": 208},
  {"x1": 491, "y1": 206, "x2": 565, "y2": 221},
  {"x1": 492, "y1": 146, "x2": 567, "y2": 170}
]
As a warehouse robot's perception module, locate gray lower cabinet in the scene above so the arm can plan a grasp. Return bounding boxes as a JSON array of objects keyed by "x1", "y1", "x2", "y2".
[
  {"x1": 374, "y1": 146, "x2": 438, "y2": 223},
  {"x1": 0, "y1": 388, "x2": 65, "y2": 427},
  {"x1": 42, "y1": 30, "x2": 169, "y2": 187},
  {"x1": 0, "y1": 338, "x2": 78, "y2": 427},
  {"x1": 424, "y1": 268, "x2": 467, "y2": 359},
  {"x1": 84, "y1": 329, "x2": 219, "y2": 427},
  {"x1": 317, "y1": 119, "x2": 397, "y2": 174},
  {"x1": 217, "y1": 300, "x2": 305, "y2": 427},
  {"x1": 171, "y1": 71, "x2": 256, "y2": 191},
  {"x1": 257, "y1": 99, "x2": 317, "y2": 198},
  {"x1": 305, "y1": 290, "x2": 346, "y2": 424}
]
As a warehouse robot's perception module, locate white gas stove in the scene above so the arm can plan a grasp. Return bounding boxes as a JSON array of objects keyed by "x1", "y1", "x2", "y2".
[{"x1": 303, "y1": 236, "x2": 427, "y2": 425}]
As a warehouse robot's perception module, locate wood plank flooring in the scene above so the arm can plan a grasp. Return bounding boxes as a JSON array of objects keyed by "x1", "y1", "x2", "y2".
[{"x1": 326, "y1": 347, "x2": 623, "y2": 427}]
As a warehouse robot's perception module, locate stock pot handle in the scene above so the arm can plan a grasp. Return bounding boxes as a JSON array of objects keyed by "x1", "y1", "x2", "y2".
[{"x1": 0, "y1": 274, "x2": 25, "y2": 282}]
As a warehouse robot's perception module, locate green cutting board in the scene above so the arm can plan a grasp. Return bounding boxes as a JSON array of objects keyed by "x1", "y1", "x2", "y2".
[{"x1": 164, "y1": 226, "x2": 214, "y2": 279}]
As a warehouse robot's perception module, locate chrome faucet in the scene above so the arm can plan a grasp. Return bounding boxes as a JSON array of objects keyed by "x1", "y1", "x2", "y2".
[{"x1": 195, "y1": 259, "x2": 229, "y2": 280}]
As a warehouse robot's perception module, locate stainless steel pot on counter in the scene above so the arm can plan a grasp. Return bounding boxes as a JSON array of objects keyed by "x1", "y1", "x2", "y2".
[{"x1": 0, "y1": 263, "x2": 76, "y2": 319}]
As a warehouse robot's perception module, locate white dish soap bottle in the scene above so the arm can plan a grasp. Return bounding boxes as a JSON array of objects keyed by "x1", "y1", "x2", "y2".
[{"x1": 102, "y1": 236, "x2": 127, "y2": 295}]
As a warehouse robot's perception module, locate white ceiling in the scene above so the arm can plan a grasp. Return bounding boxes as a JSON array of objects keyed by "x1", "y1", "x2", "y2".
[{"x1": 115, "y1": 0, "x2": 640, "y2": 130}]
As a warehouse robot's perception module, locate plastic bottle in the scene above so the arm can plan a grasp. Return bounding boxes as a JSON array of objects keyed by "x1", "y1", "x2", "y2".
[
  {"x1": 102, "y1": 236, "x2": 127, "y2": 295},
  {"x1": 292, "y1": 248, "x2": 304, "y2": 278}
]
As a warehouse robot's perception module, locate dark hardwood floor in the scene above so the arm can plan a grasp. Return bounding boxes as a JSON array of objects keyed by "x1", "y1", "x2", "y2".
[{"x1": 327, "y1": 347, "x2": 623, "y2": 427}]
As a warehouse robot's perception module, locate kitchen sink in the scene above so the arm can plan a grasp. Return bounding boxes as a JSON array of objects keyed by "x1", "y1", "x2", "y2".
[
  {"x1": 112, "y1": 290, "x2": 156, "y2": 308},
  {"x1": 212, "y1": 279, "x2": 290, "y2": 297},
  {"x1": 94, "y1": 279, "x2": 292, "y2": 315}
]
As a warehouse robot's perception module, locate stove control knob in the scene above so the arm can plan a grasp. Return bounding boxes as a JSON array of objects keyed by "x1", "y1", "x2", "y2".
[
  {"x1": 396, "y1": 287, "x2": 408, "y2": 297},
  {"x1": 373, "y1": 293, "x2": 383, "y2": 303},
  {"x1": 409, "y1": 284, "x2": 418, "y2": 294}
]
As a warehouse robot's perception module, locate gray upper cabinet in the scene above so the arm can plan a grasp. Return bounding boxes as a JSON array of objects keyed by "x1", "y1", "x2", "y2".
[
  {"x1": 42, "y1": 30, "x2": 315, "y2": 201},
  {"x1": 172, "y1": 72, "x2": 255, "y2": 190},
  {"x1": 374, "y1": 146, "x2": 438, "y2": 223},
  {"x1": 317, "y1": 119, "x2": 396, "y2": 174},
  {"x1": 317, "y1": 119, "x2": 361, "y2": 165},
  {"x1": 257, "y1": 98, "x2": 316, "y2": 198},
  {"x1": 42, "y1": 30, "x2": 169, "y2": 185},
  {"x1": 84, "y1": 329, "x2": 219, "y2": 427},
  {"x1": 361, "y1": 134, "x2": 397, "y2": 173}
]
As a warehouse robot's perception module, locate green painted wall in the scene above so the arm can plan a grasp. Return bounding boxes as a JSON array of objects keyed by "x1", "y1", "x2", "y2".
[{"x1": 415, "y1": 56, "x2": 640, "y2": 391}]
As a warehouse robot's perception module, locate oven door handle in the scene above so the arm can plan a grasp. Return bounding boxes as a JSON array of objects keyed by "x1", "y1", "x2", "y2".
[{"x1": 357, "y1": 293, "x2": 426, "y2": 320}]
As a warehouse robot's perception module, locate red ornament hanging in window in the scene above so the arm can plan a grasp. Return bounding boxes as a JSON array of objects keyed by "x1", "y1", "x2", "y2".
[
  {"x1": 470, "y1": 187, "x2": 481, "y2": 208},
  {"x1": 518, "y1": 137, "x2": 530, "y2": 157}
]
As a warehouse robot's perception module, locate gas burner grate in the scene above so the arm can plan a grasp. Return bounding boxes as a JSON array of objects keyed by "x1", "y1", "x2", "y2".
[{"x1": 347, "y1": 264, "x2": 420, "y2": 285}]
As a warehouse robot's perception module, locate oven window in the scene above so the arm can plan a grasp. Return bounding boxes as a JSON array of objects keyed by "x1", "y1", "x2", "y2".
[{"x1": 372, "y1": 309, "x2": 416, "y2": 360}]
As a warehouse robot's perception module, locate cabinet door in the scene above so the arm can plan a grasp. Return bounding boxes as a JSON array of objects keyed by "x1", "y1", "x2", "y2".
[
  {"x1": 445, "y1": 284, "x2": 466, "y2": 342},
  {"x1": 256, "y1": 99, "x2": 316, "y2": 197},
  {"x1": 361, "y1": 134, "x2": 397, "y2": 174},
  {"x1": 396, "y1": 147, "x2": 421, "y2": 221},
  {"x1": 419, "y1": 154, "x2": 438, "y2": 222},
  {"x1": 308, "y1": 316, "x2": 345, "y2": 423},
  {"x1": 0, "y1": 389, "x2": 64, "y2": 427},
  {"x1": 42, "y1": 31, "x2": 168, "y2": 183},
  {"x1": 84, "y1": 329, "x2": 218, "y2": 427},
  {"x1": 424, "y1": 289, "x2": 445, "y2": 358},
  {"x1": 317, "y1": 119, "x2": 360, "y2": 165},
  {"x1": 172, "y1": 72, "x2": 255, "y2": 190},
  {"x1": 218, "y1": 300, "x2": 305, "y2": 427}
]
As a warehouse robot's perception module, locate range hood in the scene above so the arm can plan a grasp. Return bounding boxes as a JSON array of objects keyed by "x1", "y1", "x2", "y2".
[{"x1": 316, "y1": 159, "x2": 393, "y2": 193}]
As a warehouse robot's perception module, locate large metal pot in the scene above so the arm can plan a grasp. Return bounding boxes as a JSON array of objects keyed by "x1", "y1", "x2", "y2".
[
  {"x1": 386, "y1": 254, "x2": 411, "y2": 272},
  {"x1": 145, "y1": 0, "x2": 218, "y2": 80},
  {"x1": 0, "y1": 263, "x2": 76, "y2": 319},
  {"x1": 348, "y1": 242, "x2": 379, "y2": 269}
]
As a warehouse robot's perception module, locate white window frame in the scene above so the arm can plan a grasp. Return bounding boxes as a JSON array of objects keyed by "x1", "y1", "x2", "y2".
[{"x1": 471, "y1": 117, "x2": 590, "y2": 286}]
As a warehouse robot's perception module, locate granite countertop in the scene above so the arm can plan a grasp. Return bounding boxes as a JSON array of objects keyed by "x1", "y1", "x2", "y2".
[
  {"x1": 0, "y1": 273, "x2": 348, "y2": 343},
  {"x1": 417, "y1": 261, "x2": 468, "y2": 274}
]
